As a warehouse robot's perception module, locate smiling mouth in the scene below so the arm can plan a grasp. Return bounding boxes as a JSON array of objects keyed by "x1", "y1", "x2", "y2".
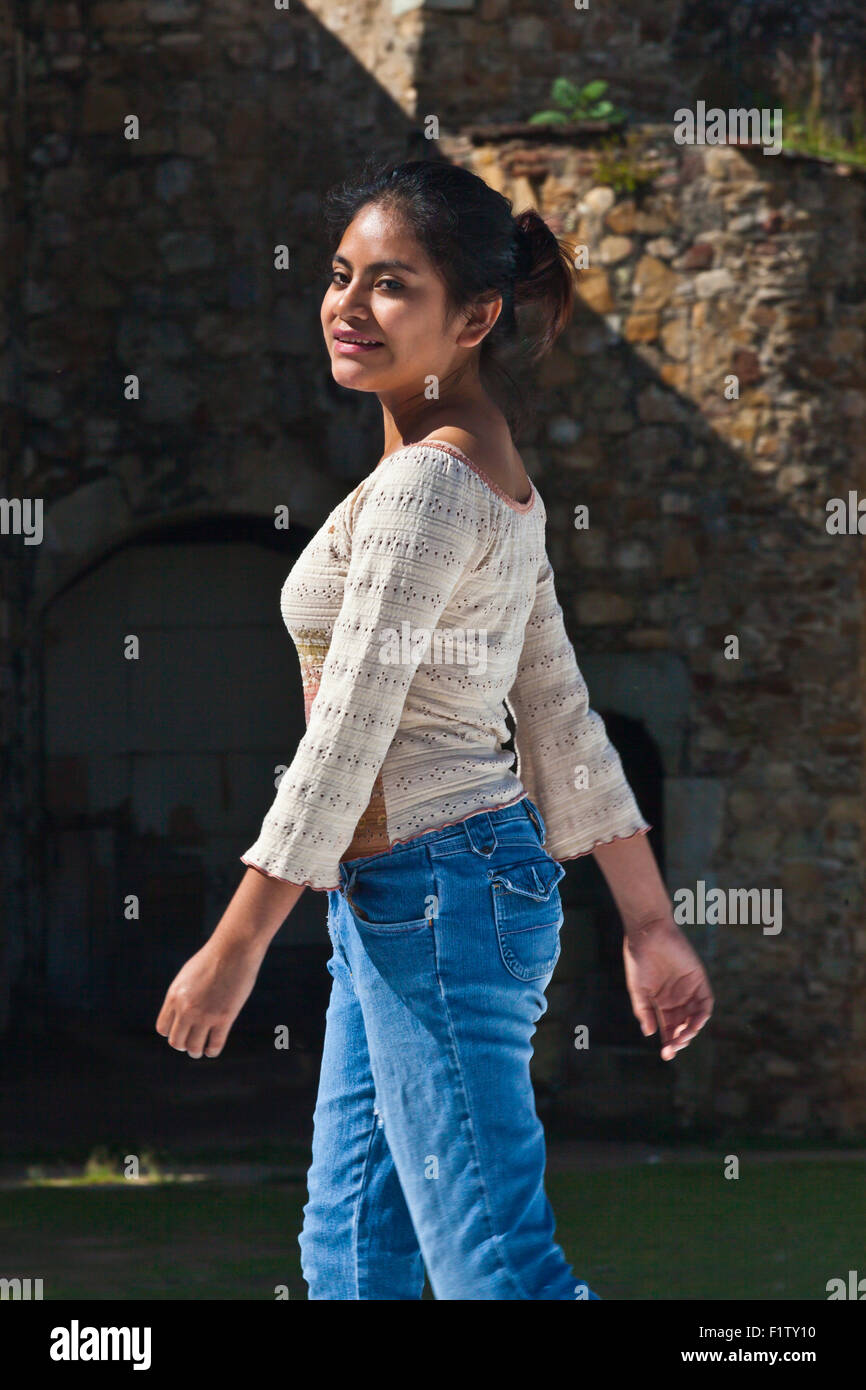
[{"x1": 334, "y1": 336, "x2": 384, "y2": 353}]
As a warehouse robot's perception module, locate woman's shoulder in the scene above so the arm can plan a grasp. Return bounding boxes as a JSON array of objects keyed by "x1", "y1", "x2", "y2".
[
  {"x1": 414, "y1": 427, "x2": 534, "y2": 508},
  {"x1": 350, "y1": 440, "x2": 496, "y2": 535}
]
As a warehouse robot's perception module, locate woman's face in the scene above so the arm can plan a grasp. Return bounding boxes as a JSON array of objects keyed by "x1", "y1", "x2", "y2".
[{"x1": 320, "y1": 202, "x2": 492, "y2": 396}]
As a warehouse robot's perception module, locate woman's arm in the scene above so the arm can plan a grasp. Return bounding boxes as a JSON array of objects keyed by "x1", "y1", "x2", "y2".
[
  {"x1": 210, "y1": 864, "x2": 306, "y2": 956},
  {"x1": 154, "y1": 867, "x2": 306, "y2": 1058},
  {"x1": 504, "y1": 548, "x2": 712, "y2": 1055},
  {"x1": 591, "y1": 831, "x2": 672, "y2": 939}
]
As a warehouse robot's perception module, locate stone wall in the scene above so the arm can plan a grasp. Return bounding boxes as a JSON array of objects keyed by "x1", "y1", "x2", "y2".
[{"x1": 440, "y1": 125, "x2": 866, "y2": 1136}]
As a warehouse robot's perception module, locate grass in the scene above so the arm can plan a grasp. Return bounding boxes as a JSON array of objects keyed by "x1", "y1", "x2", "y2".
[
  {"x1": 1, "y1": 1158, "x2": 860, "y2": 1300},
  {"x1": 1, "y1": 1181, "x2": 309, "y2": 1301},
  {"x1": 549, "y1": 1160, "x2": 863, "y2": 1300},
  {"x1": 778, "y1": 105, "x2": 866, "y2": 168}
]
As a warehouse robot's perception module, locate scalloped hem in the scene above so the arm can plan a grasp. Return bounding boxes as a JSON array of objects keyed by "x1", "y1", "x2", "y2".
[
  {"x1": 240, "y1": 856, "x2": 340, "y2": 892},
  {"x1": 553, "y1": 824, "x2": 653, "y2": 862}
]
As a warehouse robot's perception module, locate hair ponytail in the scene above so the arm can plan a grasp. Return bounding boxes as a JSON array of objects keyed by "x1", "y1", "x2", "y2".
[{"x1": 511, "y1": 209, "x2": 577, "y2": 361}]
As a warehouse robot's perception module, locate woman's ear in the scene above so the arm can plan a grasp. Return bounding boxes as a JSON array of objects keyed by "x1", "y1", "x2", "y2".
[{"x1": 457, "y1": 292, "x2": 503, "y2": 349}]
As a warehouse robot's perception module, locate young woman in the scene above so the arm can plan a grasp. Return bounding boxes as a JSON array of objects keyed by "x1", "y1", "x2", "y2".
[{"x1": 156, "y1": 159, "x2": 713, "y2": 1300}]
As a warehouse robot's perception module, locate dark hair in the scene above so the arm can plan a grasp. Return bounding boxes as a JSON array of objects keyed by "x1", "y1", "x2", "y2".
[{"x1": 319, "y1": 156, "x2": 577, "y2": 436}]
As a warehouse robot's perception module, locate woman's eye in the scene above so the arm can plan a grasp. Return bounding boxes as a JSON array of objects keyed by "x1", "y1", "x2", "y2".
[{"x1": 327, "y1": 272, "x2": 403, "y2": 292}]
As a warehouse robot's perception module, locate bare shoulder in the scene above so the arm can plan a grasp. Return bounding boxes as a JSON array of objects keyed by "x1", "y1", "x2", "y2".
[{"x1": 419, "y1": 425, "x2": 532, "y2": 503}]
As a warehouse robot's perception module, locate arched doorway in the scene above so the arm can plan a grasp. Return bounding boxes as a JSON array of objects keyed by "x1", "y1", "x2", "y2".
[{"x1": 39, "y1": 515, "x2": 328, "y2": 1034}]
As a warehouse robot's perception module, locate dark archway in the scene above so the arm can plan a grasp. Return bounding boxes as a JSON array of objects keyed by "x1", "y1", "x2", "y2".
[
  {"x1": 534, "y1": 712, "x2": 672, "y2": 1136},
  {"x1": 38, "y1": 514, "x2": 330, "y2": 1038}
]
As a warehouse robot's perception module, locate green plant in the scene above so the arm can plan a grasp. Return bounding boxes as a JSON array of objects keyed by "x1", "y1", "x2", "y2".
[
  {"x1": 594, "y1": 133, "x2": 659, "y2": 194},
  {"x1": 529, "y1": 78, "x2": 627, "y2": 127}
]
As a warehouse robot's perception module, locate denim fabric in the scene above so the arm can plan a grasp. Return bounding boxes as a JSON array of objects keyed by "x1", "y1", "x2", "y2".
[{"x1": 298, "y1": 795, "x2": 601, "y2": 1301}]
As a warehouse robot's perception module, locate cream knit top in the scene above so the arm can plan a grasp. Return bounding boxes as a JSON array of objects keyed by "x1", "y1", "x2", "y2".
[{"x1": 241, "y1": 440, "x2": 651, "y2": 891}]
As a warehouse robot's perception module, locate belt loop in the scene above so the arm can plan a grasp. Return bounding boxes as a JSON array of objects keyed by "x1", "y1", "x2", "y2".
[
  {"x1": 340, "y1": 863, "x2": 364, "y2": 916},
  {"x1": 524, "y1": 796, "x2": 547, "y2": 846},
  {"x1": 463, "y1": 810, "x2": 498, "y2": 857}
]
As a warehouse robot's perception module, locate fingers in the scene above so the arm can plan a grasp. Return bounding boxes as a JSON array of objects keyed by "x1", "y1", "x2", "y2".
[
  {"x1": 655, "y1": 989, "x2": 714, "y2": 1059},
  {"x1": 165, "y1": 1007, "x2": 191, "y2": 1052},
  {"x1": 634, "y1": 1003, "x2": 657, "y2": 1038},
  {"x1": 155, "y1": 1001, "x2": 220, "y2": 1059},
  {"x1": 183, "y1": 1023, "x2": 211, "y2": 1059},
  {"x1": 657, "y1": 1006, "x2": 712, "y2": 1059},
  {"x1": 204, "y1": 1025, "x2": 228, "y2": 1059},
  {"x1": 155, "y1": 984, "x2": 229, "y2": 1056},
  {"x1": 659, "y1": 1017, "x2": 691, "y2": 1061}
]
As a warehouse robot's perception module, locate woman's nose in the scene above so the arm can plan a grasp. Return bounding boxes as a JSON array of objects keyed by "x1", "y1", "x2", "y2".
[{"x1": 336, "y1": 281, "x2": 363, "y2": 310}]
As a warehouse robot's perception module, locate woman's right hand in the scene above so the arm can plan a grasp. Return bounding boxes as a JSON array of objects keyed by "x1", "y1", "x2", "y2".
[{"x1": 155, "y1": 936, "x2": 266, "y2": 1059}]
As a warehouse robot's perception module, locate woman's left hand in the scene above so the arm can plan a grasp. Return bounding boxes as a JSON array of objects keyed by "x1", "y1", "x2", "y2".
[{"x1": 622, "y1": 917, "x2": 714, "y2": 1060}]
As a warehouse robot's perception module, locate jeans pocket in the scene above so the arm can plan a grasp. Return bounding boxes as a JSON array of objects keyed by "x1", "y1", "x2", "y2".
[
  {"x1": 344, "y1": 851, "x2": 436, "y2": 934},
  {"x1": 490, "y1": 855, "x2": 566, "y2": 981}
]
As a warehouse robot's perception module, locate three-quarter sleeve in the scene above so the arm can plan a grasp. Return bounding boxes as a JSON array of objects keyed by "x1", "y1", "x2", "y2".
[
  {"x1": 241, "y1": 450, "x2": 493, "y2": 890},
  {"x1": 505, "y1": 550, "x2": 652, "y2": 861}
]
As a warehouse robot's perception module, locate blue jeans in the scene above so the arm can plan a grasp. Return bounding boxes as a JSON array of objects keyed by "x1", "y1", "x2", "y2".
[{"x1": 298, "y1": 795, "x2": 601, "y2": 1301}]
